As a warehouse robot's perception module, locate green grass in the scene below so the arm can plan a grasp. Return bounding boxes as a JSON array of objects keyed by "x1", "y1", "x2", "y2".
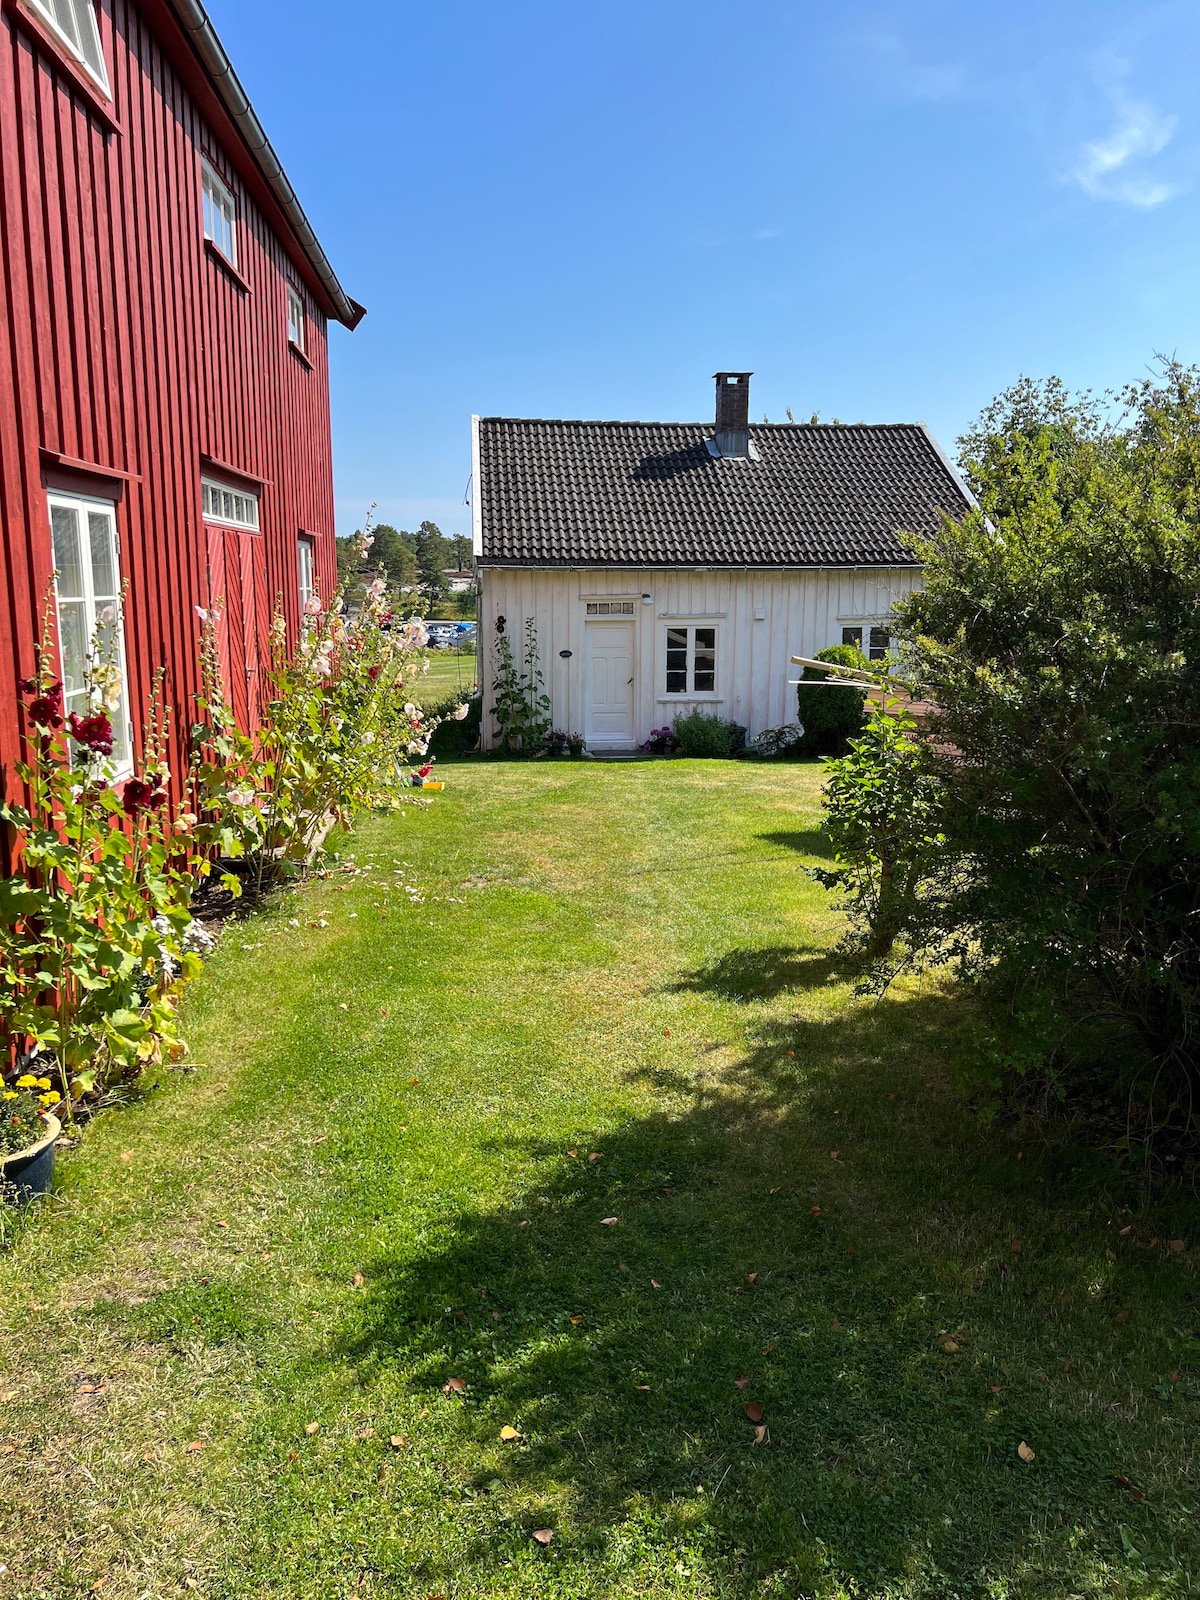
[
  {"x1": 414, "y1": 649, "x2": 477, "y2": 707},
  {"x1": 1, "y1": 763, "x2": 1197, "y2": 1599}
]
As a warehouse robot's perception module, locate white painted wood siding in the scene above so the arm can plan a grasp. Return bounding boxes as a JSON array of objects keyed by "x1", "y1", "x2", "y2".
[{"x1": 476, "y1": 566, "x2": 921, "y2": 750}]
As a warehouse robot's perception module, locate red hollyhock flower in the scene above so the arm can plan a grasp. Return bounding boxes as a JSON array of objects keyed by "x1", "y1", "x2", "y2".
[
  {"x1": 68, "y1": 711, "x2": 115, "y2": 756},
  {"x1": 28, "y1": 682, "x2": 64, "y2": 729},
  {"x1": 18, "y1": 676, "x2": 38, "y2": 694},
  {"x1": 367, "y1": 664, "x2": 381, "y2": 682},
  {"x1": 121, "y1": 777, "x2": 166, "y2": 815}
]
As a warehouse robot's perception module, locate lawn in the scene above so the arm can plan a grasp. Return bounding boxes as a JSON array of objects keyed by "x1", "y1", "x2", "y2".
[
  {"x1": 414, "y1": 649, "x2": 477, "y2": 706},
  {"x1": 1, "y1": 762, "x2": 1197, "y2": 1599}
]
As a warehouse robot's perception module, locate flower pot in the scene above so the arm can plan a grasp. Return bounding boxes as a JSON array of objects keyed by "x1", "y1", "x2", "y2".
[{"x1": 2, "y1": 1114, "x2": 62, "y2": 1203}]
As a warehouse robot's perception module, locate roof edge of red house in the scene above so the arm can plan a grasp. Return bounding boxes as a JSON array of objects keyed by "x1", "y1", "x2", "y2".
[{"x1": 157, "y1": 0, "x2": 365, "y2": 331}]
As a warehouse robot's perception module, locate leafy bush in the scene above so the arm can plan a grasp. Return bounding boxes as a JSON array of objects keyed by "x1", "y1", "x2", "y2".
[
  {"x1": 0, "y1": 614, "x2": 198, "y2": 1102},
  {"x1": 427, "y1": 693, "x2": 480, "y2": 757},
  {"x1": 817, "y1": 362, "x2": 1200, "y2": 1133},
  {"x1": 671, "y1": 710, "x2": 746, "y2": 759},
  {"x1": 795, "y1": 644, "x2": 869, "y2": 757}
]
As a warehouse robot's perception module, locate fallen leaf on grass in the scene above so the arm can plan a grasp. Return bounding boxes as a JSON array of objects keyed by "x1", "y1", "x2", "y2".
[
  {"x1": 762, "y1": 1342, "x2": 776, "y2": 1356},
  {"x1": 569, "y1": 1314, "x2": 584, "y2": 1325},
  {"x1": 352, "y1": 1272, "x2": 364, "y2": 1287},
  {"x1": 635, "y1": 1384, "x2": 651, "y2": 1391},
  {"x1": 1170, "y1": 1370, "x2": 1182, "y2": 1382},
  {"x1": 1063, "y1": 1357, "x2": 1075, "y2": 1372},
  {"x1": 0, "y1": 1444, "x2": 15, "y2": 1454},
  {"x1": 0, "y1": 1392, "x2": 16, "y2": 1404},
  {"x1": 1017, "y1": 1441, "x2": 1035, "y2": 1463},
  {"x1": 1115, "y1": 1309, "x2": 1130, "y2": 1324},
  {"x1": 120, "y1": 1152, "x2": 131, "y2": 1163},
  {"x1": 745, "y1": 1272, "x2": 758, "y2": 1287},
  {"x1": 1010, "y1": 1240, "x2": 1022, "y2": 1254},
  {"x1": 600, "y1": 1217, "x2": 618, "y2": 1227},
  {"x1": 532, "y1": 1528, "x2": 554, "y2": 1546},
  {"x1": 753, "y1": 1425, "x2": 767, "y2": 1445},
  {"x1": 734, "y1": 1375, "x2": 750, "y2": 1390},
  {"x1": 662, "y1": 1029, "x2": 671, "y2": 1037},
  {"x1": 442, "y1": 1378, "x2": 466, "y2": 1395},
  {"x1": 1119, "y1": 1225, "x2": 1132, "y2": 1236},
  {"x1": 185, "y1": 1441, "x2": 204, "y2": 1454},
  {"x1": 1115, "y1": 1474, "x2": 1145, "y2": 1502},
  {"x1": 829, "y1": 1151, "x2": 838, "y2": 1160},
  {"x1": 650, "y1": 1279, "x2": 662, "y2": 1290},
  {"x1": 769, "y1": 1186, "x2": 781, "y2": 1195},
  {"x1": 990, "y1": 1385, "x2": 1004, "y2": 1394},
  {"x1": 589, "y1": 1152, "x2": 602, "y2": 1161},
  {"x1": 499, "y1": 1425, "x2": 522, "y2": 1442},
  {"x1": 77, "y1": 1382, "x2": 107, "y2": 1395},
  {"x1": 389, "y1": 1435, "x2": 407, "y2": 1450},
  {"x1": 832, "y1": 1317, "x2": 842, "y2": 1331},
  {"x1": 1106, "y1": 1249, "x2": 1117, "y2": 1262},
  {"x1": 939, "y1": 1337, "x2": 960, "y2": 1354},
  {"x1": 409, "y1": 1078, "x2": 420, "y2": 1087},
  {"x1": 313, "y1": 1135, "x2": 328, "y2": 1146},
  {"x1": 357, "y1": 1427, "x2": 375, "y2": 1439},
  {"x1": 745, "y1": 1401, "x2": 764, "y2": 1423},
  {"x1": 215, "y1": 1221, "x2": 228, "y2": 1230},
  {"x1": 287, "y1": 1451, "x2": 298, "y2": 1461},
  {"x1": 568, "y1": 1149, "x2": 578, "y2": 1158},
  {"x1": 305, "y1": 1422, "x2": 320, "y2": 1436},
  {"x1": 1169, "y1": 1239, "x2": 1187, "y2": 1254},
  {"x1": 338, "y1": 1003, "x2": 349, "y2": 1011},
  {"x1": 810, "y1": 1206, "x2": 821, "y2": 1216}
]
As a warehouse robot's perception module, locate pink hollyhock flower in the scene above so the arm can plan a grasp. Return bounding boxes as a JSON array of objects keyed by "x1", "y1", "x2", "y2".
[
  {"x1": 453, "y1": 702, "x2": 470, "y2": 721},
  {"x1": 303, "y1": 595, "x2": 323, "y2": 617}
]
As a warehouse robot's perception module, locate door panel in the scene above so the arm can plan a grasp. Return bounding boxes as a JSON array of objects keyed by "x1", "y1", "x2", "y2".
[
  {"x1": 205, "y1": 527, "x2": 267, "y2": 732},
  {"x1": 586, "y1": 622, "x2": 634, "y2": 744}
]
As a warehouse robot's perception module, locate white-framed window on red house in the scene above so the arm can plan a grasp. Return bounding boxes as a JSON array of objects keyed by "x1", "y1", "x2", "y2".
[
  {"x1": 287, "y1": 284, "x2": 306, "y2": 353},
  {"x1": 297, "y1": 535, "x2": 315, "y2": 616},
  {"x1": 48, "y1": 491, "x2": 132, "y2": 777},
  {"x1": 26, "y1": 0, "x2": 109, "y2": 93},
  {"x1": 201, "y1": 158, "x2": 238, "y2": 267}
]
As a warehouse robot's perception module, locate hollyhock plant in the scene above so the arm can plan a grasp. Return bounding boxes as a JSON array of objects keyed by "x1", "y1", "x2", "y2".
[{"x1": 68, "y1": 711, "x2": 115, "y2": 757}]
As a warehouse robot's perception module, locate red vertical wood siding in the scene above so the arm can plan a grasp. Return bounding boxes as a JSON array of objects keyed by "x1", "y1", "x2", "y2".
[{"x1": 0, "y1": 0, "x2": 343, "y2": 798}]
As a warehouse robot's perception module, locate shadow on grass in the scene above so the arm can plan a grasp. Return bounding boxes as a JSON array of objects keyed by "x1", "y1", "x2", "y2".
[
  {"x1": 667, "y1": 945, "x2": 847, "y2": 1003},
  {"x1": 758, "y1": 828, "x2": 833, "y2": 861},
  {"x1": 341, "y1": 981, "x2": 1194, "y2": 1595}
]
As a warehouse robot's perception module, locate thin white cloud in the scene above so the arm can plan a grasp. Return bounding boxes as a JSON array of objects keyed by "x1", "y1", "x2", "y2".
[
  {"x1": 1073, "y1": 95, "x2": 1179, "y2": 207},
  {"x1": 846, "y1": 27, "x2": 968, "y2": 102}
]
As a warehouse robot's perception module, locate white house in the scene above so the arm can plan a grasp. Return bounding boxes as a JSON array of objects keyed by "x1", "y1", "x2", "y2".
[{"x1": 471, "y1": 373, "x2": 970, "y2": 752}]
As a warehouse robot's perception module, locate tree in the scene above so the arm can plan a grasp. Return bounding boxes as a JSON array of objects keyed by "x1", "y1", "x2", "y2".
[
  {"x1": 414, "y1": 521, "x2": 450, "y2": 609},
  {"x1": 449, "y1": 533, "x2": 473, "y2": 572},
  {"x1": 816, "y1": 362, "x2": 1200, "y2": 1135}
]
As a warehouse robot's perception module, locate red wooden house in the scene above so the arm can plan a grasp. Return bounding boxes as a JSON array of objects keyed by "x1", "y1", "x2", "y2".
[{"x1": 0, "y1": 0, "x2": 363, "y2": 795}]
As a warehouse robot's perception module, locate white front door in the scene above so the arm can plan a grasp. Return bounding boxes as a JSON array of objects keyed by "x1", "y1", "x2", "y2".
[{"x1": 586, "y1": 622, "x2": 635, "y2": 746}]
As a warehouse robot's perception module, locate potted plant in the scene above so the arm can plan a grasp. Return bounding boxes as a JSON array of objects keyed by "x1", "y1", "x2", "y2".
[
  {"x1": 1, "y1": 1069, "x2": 64, "y2": 1202},
  {"x1": 567, "y1": 732, "x2": 585, "y2": 757}
]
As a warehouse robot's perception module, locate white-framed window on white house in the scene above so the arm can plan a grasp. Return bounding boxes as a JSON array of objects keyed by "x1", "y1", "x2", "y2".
[
  {"x1": 27, "y1": 0, "x2": 109, "y2": 92},
  {"x1": 585, "y1": 601, "x2": 633, "y2": 616},
  {"x1": 48, "y1": 491, "x2": 132, "y2": 776},
  {"x1": 286, "y1": 284, "x2": 305, "y2": 352},
  {"x1": 201, "y1": 158, "x2": 238, "y2": 266},
  {"x1": 842, "y1": 624, "x2": 891, "y2": 662},
  {"x1": 297, "y1": 536, "x2": 315, "y2": 614},
  {"x1": 202, "y1": 477, "x2": 259, "y2": 530},
  {"x1": 665, "y1": 625, "x2": 717, "y2": 694}
]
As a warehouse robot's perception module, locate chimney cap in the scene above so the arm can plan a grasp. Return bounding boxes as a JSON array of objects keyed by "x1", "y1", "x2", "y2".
[{"x1": 713, "y1": 370, "x2": 753, "y2": 381}]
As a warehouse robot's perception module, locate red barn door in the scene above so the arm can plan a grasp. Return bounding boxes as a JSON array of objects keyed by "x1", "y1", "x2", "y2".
[{"x1": 205, "y1": 527, "x2": 268, "y2": 731}]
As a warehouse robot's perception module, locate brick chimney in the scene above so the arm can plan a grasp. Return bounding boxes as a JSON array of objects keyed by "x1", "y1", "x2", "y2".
[{"x1": 713, "y1": 371, "x2": 752, "y2": 458}]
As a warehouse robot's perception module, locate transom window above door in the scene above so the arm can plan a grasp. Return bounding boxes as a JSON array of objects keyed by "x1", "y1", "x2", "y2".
[
  {"x1": 665, "y1": 625, "x2": 716, "y2": 694},
  {"x1": 586, "y1": 601, "x2": 634, "y2": 615},
  {"x1": 202, "y1": 477, "x2": 259, "y2": 530},
  {"x1": 48, "y1": 491, "x2": 132, "y2": 776}
]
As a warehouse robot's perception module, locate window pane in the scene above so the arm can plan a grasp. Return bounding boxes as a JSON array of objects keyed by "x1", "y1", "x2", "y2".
[
  {"x1": 88, "y1": 510, "x2": 116, "y2": 596},
  {"x1": 68, "y1": 0, "x2": 104, "y2": 75},
  {"x1": 49, "y1": 0, "x2": 78, "y2": 43},
  {"x1": 694, "y1": 627, "x2": 715, "y2": 652},
  {"x1": 666, "y1": 667, "x2": 686, "y2": 693},
  {"x1": 58, "y1": 600, "x2": 89, "y2": 695},
  {"x1": 842, "y1": 626, "x2": 863, "y2": 649},
  {"x1": 869, "y1": 627, "x2": 891, "y2": 661},
  {"x1": 51, "y1": 504, "x2": 84, "y2": 597}
]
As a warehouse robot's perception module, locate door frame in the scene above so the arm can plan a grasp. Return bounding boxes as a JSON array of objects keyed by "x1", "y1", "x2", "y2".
[{"x1": 583, "y1": 617, "x2": 638, "y2": 749}]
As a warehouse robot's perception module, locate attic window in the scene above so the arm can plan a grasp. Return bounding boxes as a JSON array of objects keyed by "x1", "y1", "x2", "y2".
[
  {"x1": 27, "y1": 0, "x2": 109, "y2": 91},
  {"x1": 202, "y1": 159, "x2": 238, "y2": 266},
  {"x1": 586, "y1": 601, "x2": 634, "y2": 616}
]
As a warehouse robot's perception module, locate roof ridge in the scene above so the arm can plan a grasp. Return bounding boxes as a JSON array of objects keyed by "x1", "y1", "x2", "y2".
[{"x1": 478, "y1": 417, "x2": 926, "y2": 430}]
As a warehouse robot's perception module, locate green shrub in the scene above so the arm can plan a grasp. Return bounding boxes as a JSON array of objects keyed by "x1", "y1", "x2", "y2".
[
  {"x1": 796, "y1": 644, "x2": 869, "y2": 756},
  {"x1": 427, "y1": 693, "x2": 481, "y2": 757},
  {"x1": 672, "y1": 710, "x2": 746, "y2": 759},
  {"x1": 815, "y1": 362, "x2": 1200, "y2": 1134}
]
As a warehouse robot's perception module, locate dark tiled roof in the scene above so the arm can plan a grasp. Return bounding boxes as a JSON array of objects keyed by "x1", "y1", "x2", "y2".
[{"x1": 476, "y1": 418, "x2": 969, "y2": 567}]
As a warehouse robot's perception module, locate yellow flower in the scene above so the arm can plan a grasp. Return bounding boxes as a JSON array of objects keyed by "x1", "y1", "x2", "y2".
[
  {"x1": 38, "y1": 1092, "x2": 61, "y2": 1107},
  {"x1": 36, "y1": 1077, "x2": 51, "y2": 1090},
  {"x1": 15, "y1": 1075, "x2": 37, "y2": 1088},
  {"x1": 2, "y1": 1092, "x2": 16, "y2": 1101}
]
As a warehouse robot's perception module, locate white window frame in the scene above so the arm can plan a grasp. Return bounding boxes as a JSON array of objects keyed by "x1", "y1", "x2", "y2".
[
  {"x1": 840, "y1": 623, "x2": 892, "y2": 662},
  {"x1": 47, "y1": 490, "x2": 133, "y2": 778},
  {"x1": 201, "y1": 157, "x2": 238, "y2": 267},
  {"x1": 663, "y1": 623, "x2": 718, "y2": 697},
  {"x1": 286, "y1": 283, "x2": 306, "y2": 352},
  {"x1": 26, "y1": 0, "x2": 110, "y2": 93},
  {"x1": 297, "y1": 535, "x2": 315, "y2": 614},
  {"x1": 202, "y1": 477, "x2": 259, "y2": 531}
]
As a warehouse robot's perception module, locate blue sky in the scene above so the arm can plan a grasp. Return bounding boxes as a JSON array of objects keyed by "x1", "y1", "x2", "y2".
[{"x1": 207, "y1": 0, "x2": 1200, "y2": 541}]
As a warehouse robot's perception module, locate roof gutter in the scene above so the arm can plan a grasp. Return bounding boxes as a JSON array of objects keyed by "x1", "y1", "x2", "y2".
[{"x1": 166, "y1": 0, "x2": 365, "y2": 331}]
